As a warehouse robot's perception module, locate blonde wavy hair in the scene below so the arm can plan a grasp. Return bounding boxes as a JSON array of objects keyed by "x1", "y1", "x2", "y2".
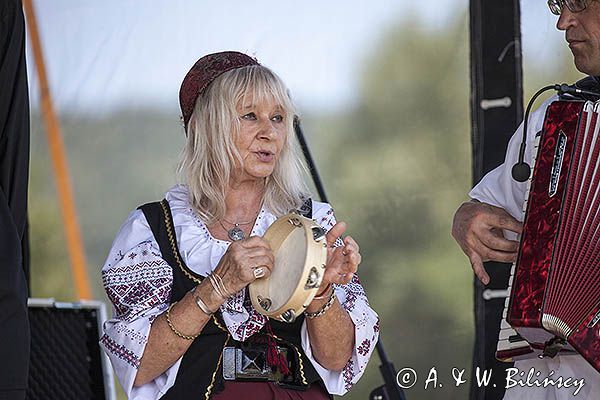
[{"x1": 177, "y1": 65, "x2": 311, "y2": 224}]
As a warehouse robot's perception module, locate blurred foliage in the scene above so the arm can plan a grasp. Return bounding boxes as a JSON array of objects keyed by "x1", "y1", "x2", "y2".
[
  {"x1": 305, "y1": 14, "x2": 473, "y2": 399},
  {"x1": 27, "y1": 10, "x2": 584, "y2": 400}
]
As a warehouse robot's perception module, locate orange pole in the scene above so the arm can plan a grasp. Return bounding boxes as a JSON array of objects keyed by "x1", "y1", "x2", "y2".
[{"x1": 23, "y1": 0, "x2": 92, "y2": 300}]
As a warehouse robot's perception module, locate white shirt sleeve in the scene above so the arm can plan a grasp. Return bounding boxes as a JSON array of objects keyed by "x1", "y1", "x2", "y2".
[
  {"x1": 469, "y1": 96, "x2": 555, "y2": 222},
  {"x1": 300, "y1": 202, "x2": 380, "y2": 395},
  {"x1": 100, "y1": 209, "x2": 180, "y2": 400}
]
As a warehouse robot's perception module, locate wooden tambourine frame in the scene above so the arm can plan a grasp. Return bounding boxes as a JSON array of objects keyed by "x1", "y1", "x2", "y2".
[{"x1": 249, "y1": 213, "x2": 328, "y2": 323}]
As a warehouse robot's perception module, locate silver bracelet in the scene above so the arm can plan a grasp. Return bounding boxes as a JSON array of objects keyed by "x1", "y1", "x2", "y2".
[
  {"x1": 304, "y1": 288, "x2": 336, "y2": 319},
  {"x1": 208, "y1": 273, "x2": 225, "y2": 299},
  {"x1": 208, "y1": 272, "x2": 231, "y2": 299},
  {"x1": 192, "y1": 286, "x2": 215, "y2": 316},
  {"x1": 212, "y1": 272, "x2": 232, "y2": 298}
]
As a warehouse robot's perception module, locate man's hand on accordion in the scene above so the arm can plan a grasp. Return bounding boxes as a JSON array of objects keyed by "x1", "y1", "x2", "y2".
[{"x1": 452, "y1": 200, "x2": 522, "y2": 285}]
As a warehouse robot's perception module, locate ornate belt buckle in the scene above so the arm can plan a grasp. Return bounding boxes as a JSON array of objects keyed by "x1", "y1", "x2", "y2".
[{"x1": 222, "y1": 346, "x2": 277, "y2": 381}]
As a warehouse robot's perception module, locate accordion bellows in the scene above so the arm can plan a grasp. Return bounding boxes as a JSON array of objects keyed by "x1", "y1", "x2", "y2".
[{"x1": 499, "y1": 100, "x2": 600, "y2": 373}]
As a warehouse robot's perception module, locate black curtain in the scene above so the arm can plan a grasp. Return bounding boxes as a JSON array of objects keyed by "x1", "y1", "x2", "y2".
[
  {"x1": 469, "y1": 1, "x2": 523, "y2": 399},
  {"x1": 0, "y1": 0, "x2": 30, "y2": 399}
]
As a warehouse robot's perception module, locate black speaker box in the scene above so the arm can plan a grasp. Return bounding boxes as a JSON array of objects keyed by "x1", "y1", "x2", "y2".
[{"x1": 26, "y1": 299, "x2": 116, "y2": 400}]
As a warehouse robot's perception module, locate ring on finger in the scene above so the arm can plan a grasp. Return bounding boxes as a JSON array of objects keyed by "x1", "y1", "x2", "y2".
[{"x1": 253, "y1": 267, "x2": 265, "y2": 279}]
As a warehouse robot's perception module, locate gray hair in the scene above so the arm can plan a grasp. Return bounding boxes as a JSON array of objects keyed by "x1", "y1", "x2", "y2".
[{"x1": 177, "y1": 65, "x2": 311, "y2": 223}]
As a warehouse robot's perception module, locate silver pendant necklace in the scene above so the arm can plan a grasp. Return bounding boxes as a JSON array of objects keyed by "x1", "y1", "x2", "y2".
[
  {"x1": 219, "y1": 203, "x2": 263, "y2": 241},
  {"x1": 219, "y1": 216, "x2": 255, "y2": 241},
  {"x1": 220, "y1": 221, "x2": 246, "y2": 241}
]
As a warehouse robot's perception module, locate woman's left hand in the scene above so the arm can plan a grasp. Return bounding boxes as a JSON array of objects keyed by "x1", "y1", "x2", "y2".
[{"x1": 321, "y1": 221, "x2": 361, "y2": 286}]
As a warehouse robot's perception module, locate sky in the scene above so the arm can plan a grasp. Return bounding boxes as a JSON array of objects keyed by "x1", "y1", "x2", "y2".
[{"x1": 25, "y1": 0, "x2": 570, "y2": 116}]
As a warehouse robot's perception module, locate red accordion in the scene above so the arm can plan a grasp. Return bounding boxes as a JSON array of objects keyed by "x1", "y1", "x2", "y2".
[{"x1": 496, "y1": 100, "x2": 600, "y2": 373}]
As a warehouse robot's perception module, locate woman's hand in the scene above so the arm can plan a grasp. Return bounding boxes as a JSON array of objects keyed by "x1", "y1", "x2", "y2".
[
  {"x1": 213, "y1": 236, "x2": 274, "y2": 295},
  {"x1": 305, "y1": 221, "x2": 359, "y2": 370},
  {"x1": 321, "y1": 222, "x2": 361, "y2": 287}
]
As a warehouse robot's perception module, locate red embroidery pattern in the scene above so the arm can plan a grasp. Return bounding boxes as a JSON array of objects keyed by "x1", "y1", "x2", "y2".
[
  {"x1": 338, "y1": 275, "x2": 366, "y2": 313},
  {"x1": 103, "y1": 257, "x2": 172, "y2": 321},
  {"x1": 100, "y1": 334, "x2": 141, "y2": 369},
  {"x1": 231, "y1": 295, "x2": 267, "y2": 340},
  {"x1": 113, "y1": 322, "x2": 148, "y2": 346},
  {"x1": 233, "y1": 311, "x2": 267, "y2": 340},
  {"x1": 357, "y1": 338, "x2": 371, "y2": 356},
  {"x1": 318, "y1": 207, "x2": 337, "y2": 230},
  {"x1": 343, "y1": 359, "x2": 356, "y2": 391}
]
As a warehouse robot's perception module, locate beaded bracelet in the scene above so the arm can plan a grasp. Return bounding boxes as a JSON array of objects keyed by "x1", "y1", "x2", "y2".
[
  {"x1": 304, "y1": 288, "x2": 336, "y2": 319},
  {"x1": 165, "y1": 302, "x2": 201, "y2": 340}
]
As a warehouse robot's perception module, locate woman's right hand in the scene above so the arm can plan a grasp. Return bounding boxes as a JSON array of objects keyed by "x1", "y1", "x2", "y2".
[{"x1": 213, "y1": 236, "x2": 274, "y2": 295}]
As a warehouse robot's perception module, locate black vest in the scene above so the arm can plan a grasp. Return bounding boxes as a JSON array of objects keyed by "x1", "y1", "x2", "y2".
[{"x1": 138, "y1": 199, "x2": 323, "y2": 399}]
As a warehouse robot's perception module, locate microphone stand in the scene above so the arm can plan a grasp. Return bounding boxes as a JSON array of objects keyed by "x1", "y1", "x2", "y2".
[{"x1": 293, "y1": 116, "x2": 407, "y2": 400}]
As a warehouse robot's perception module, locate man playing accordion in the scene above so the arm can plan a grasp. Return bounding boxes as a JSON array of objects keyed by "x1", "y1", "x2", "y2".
[{"x1": 452, "y1": 1, "x2": 600, "y2": 399}]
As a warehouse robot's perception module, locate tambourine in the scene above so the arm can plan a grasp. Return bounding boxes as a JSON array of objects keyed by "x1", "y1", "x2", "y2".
[{"x1": 249, "y1": 213, "x2": 328, "y2": 323}]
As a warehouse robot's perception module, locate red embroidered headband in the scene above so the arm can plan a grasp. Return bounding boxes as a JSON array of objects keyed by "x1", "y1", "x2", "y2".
[{"x1": 179, "y1": 51, "x2": 260, "y2": 129}]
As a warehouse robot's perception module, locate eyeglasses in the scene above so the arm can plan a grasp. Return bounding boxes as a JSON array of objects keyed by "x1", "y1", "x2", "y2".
[{"x1": 547, "y1": 0, "x2": 588, "y2": 15}]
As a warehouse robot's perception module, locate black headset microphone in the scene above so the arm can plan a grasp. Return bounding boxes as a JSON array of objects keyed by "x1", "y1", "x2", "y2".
[{"x1": 511, "y1": 83, "x2": 600, "y2": 182}]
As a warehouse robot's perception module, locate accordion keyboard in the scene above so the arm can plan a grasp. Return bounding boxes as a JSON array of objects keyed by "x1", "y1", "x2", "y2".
[{"x1": 495, "y1": 133, "x2": 542, "y2": 361}]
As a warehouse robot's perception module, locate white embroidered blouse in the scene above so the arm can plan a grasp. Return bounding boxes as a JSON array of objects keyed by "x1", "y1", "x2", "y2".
[{"x1": 100, "y1": 185, "x2": 380, "y2": 399}]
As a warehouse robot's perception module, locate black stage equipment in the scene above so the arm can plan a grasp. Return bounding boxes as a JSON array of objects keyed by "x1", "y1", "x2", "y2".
[
  {"x1": 26, "y1": 299, "x2": 116, "y2": 400},
  {"x1": 469, "y1": 1, "x2": 523, "y2": 399}
]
